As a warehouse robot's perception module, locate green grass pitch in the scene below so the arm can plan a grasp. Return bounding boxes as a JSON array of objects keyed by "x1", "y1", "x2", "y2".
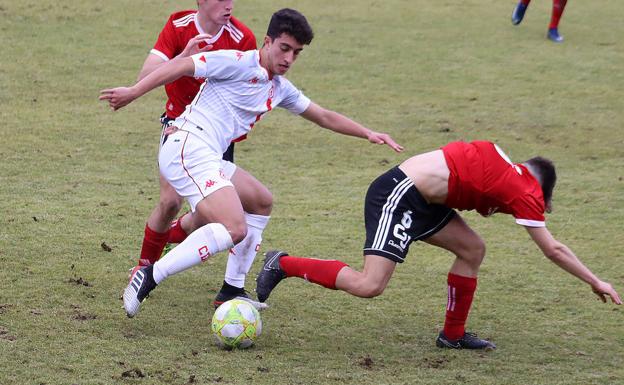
[{"x1": 1, "y1": 1, "x2": 623, "y2": 384}]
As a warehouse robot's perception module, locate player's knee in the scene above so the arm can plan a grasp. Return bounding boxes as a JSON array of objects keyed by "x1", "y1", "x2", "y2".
[
  {"x1": 226, "y1": 221, "x2": 248, "y2": 244},
  {"x1": 360, "y1": 285, "x2": 385, "y2": 298},
  {"x1": 246, "y1": 188, "x2": 273, "y2": 215},
  {"x1": 462, "y1": 238, "x2": 486, "y2": 267},
  {"x1": 159, "y1": 193, "x2": 183, "y2": 217},
  {"x1": 256, "y1": 189, "x2": 273, "y2": 213},
  {"x1": 356, "y1": 280, "x2": 386, "y2": 298}
]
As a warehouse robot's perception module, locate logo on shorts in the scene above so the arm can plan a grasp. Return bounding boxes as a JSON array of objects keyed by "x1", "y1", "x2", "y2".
[
  {"x1": 205, "y1": 180, "x2": 216, "y2": 189},
  {"x1": 390, "y1": 210, "x2": 413, "y2": 251},
  {"x1": 387, "y1": 239, "x2": 405, "y2": 252}
]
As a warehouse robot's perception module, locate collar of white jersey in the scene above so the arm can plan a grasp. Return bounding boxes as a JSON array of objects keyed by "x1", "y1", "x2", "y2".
[
  {"x1": 194, "y1": 12, "x2": 226, "y2": 43},
  {"x1": 256, "y1": 50, "x2": 275, "y2": 80}
]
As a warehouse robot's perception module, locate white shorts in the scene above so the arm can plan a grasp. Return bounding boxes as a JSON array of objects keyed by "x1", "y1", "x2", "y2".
[{"x1": 158, "y1": 130, "x2": 236, "y2": 212}]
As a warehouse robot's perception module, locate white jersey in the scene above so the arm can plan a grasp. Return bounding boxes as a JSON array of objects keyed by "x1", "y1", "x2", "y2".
[{"x1": 173, "y1": 49, "x2": 311, "y2": 154}]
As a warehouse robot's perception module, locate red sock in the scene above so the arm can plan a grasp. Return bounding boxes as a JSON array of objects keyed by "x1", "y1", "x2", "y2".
[
  {"x1": 549, "y1": 0, "x2": 567, "y2": 29},
  {"x1": 168, "y1": 213, "x2": 189, "y2": 244},
  {"x1": 139, "y1": 224, "x2": 169, "y2": 265},
  {"x1": 443, "y1": 273, "x2": 477, "y2": 340},
  {"x1": 521, "y1": 0, "x2": 531, "y2": 6},
  {"x1": 280, "y1": 256, "x2": 348, "y2": 289}
]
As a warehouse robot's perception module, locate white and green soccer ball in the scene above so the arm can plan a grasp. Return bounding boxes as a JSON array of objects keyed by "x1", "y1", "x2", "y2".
[{"x1": 212, "y1": 299, "x2": 262, "y2": 349}]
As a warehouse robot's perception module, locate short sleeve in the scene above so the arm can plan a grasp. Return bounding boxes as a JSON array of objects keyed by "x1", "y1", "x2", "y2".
[
  {"x1": 276, "y1": 77, "x2": 311, "y2": 114},
  {"x1": 191, "y1": 50, "x2": 244, "y2": 80},
  {"x1": 513, "y1": 194, "x2": 546, "y2": 227},
  {"x1": 151, "y1": 16, "x2": 178, "y2": 61}
]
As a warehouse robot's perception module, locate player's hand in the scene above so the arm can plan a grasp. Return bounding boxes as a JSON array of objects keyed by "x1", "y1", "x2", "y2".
[
  {"x1": 99, "y1": 87, "x2": 137, "y2": 111},
  {"x1": 591, "y1": 280, "x2": 622, "y2": 304},
  {"x1": 180, "y1": 33, "x2": 214, "y2": 57},
  {"x1": 367, "y1": 131, "x2": 404, "y2": 153},
  {"x1": 163, "y1": 125, "x2": 179, "y2": 136}
]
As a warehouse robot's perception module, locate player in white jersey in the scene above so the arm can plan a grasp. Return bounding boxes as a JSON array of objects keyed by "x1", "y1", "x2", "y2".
[
  {"x1": 132, "y1": 0, "x2": 266, "y2": 311},
  {"x1": 100, "y1": 9, "x2": 404, "y2": 318}
]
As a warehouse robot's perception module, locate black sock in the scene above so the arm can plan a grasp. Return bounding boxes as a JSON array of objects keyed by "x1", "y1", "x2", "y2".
[{"x1": 219, "y1": 280, "x2": 244, "y2": 295}]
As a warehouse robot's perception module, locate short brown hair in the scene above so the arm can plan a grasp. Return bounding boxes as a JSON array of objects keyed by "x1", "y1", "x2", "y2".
[
  {"x1": 266, "y1": 8, "x2": 314, "y2": 45},
  {"x1": 524, "y1": 156, "x2": 557, "y2": 207}
]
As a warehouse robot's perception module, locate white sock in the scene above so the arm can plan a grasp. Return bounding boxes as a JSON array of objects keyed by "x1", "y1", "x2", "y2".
[
  {"x1": 224, "y1": 213, "x2": 270, "y2": 288},
  {"x1": 153, "y1": 223, "x2": 233, "y2": 284}
]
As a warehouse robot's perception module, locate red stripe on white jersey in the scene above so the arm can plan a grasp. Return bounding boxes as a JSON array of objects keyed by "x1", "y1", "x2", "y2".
[{"x1": 179, "y1": 131, "x2": 205, "y2": 200}]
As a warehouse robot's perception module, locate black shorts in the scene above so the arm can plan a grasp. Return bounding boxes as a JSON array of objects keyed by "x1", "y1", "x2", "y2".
[
  {"x1": 363, "y1": 166, "x2": 455, "y2": 263},
  {"x1": 160, "y1": 113, "x2": 235, "y2": 162}
]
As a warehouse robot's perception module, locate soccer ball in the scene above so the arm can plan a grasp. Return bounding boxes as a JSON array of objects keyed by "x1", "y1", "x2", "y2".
[{"x1": 212, "y1": 299, "x2": 262, "y2": 349}]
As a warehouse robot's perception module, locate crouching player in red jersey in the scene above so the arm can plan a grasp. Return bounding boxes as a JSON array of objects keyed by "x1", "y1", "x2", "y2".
[{"x1": 256, "y1": 140, "x2": 622, "y2": 350}]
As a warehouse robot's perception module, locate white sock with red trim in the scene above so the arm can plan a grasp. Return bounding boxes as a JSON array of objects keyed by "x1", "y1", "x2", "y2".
[
  {"x1": 223, "y1": 213, "x2": 270, "y2": 288},
  {"x1": 153, "y1": 223, "x2": 233, "y2": 284}
]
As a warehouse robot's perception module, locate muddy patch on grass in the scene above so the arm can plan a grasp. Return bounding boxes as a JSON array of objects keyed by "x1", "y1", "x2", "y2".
[
  {"x1": 0, "y1": 303, "x2": 13, "y2": 314},
  {"x1": 68, "y1": 277, "x2": 92, "y2": 287},
  {"x1": 0, "y1": 327, "x2": 16, "y2": 341},
  {"x1": 423, "y1": 356, "x2": 450, "y2": 369},
  {"x1": 101, "y1": 242, "x2": 112, "y2": 252},
  {"x1": 358, "y1": 355, "x2": 375, "y2": 369},
  {"x1": 121, "y1": 368, "x2": 145, "y2": 378}
]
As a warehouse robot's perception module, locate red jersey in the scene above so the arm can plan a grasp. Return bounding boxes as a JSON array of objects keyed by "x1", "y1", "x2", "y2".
[
  {"x1": 442, "y1": 141, "x2": 546, "y2": 227},
  {"x1": 150, "y1": 11, "x2": 257, "y2": 119}
]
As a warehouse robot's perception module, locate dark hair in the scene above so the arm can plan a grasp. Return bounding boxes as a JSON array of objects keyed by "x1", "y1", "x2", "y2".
[
  {"x1": 524, "y1": 156, "x2": 557, "y2": 207},
  {"x1": 266, "y1": 8, "x2": 314, "y2": 45}
]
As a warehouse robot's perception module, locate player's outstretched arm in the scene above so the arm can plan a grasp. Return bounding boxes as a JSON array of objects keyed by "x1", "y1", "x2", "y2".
[
  {"x1": 300, "y1": 102, "x2": 403, "y2": 153},
  {"x1": 137, "y1": 54, "x2": 167, "y2": 82},
  {"x1": 137, "y1": 34, "x2": 214, "y2": 81},
  {"x1": 99, "y1": 56, "x2": 197, "y2": 111},
  {"x1": 525, "y1": 226, "x2": 622, "y2": 304}
]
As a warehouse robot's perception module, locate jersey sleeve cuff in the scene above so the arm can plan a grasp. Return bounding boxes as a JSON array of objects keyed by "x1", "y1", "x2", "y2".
[
  {"x1": 293, "y1": 95, "x2": 311, "y2": 115},
  {"x1": 516, "y1": 219, "x2": 546, "y2": 227},
  {"x1": 150, "y1": 49, "x2": 170, "y2": 62}
]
